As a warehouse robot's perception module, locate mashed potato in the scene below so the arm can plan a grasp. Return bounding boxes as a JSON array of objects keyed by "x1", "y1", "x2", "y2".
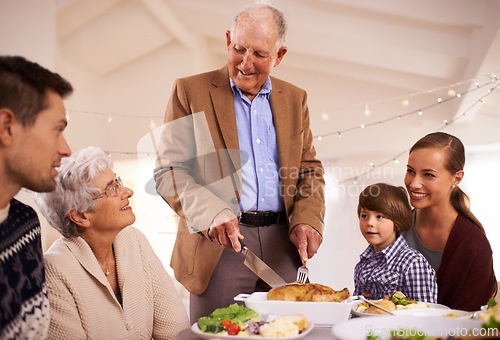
[{"x1": 260, "y1": 319, "x2": 299, "y2": 337}]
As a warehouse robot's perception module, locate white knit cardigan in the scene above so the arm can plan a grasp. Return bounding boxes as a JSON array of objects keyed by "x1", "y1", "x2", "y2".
[{"x1": 44, "y1": 226, "x2": 190, "y2": 339}]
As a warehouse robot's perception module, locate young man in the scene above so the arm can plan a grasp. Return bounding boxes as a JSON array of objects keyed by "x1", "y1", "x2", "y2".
[{"x1": 0, "y1": 55, "x2": 72, "y2": 339}]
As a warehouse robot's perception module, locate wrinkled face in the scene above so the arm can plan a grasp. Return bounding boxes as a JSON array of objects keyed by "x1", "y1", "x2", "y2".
[
  {"x1": 226, "y1": 11, "x2": 286, "y2": 99},
  {"x1": 8, "y1": 90, "x2": 71, "y2": 192},
  {"x1": 85, "y1": 169, "x2": 136, "y2": 233},
  {"x1": 404, "y1": 148, "x2": 462, "y2": 210},
  {"x1": 359, "y1": 209, "x2": 396, "y2": 252}
]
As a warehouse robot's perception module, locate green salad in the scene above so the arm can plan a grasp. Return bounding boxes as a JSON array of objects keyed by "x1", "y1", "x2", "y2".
[
  {"x1": 197, "y1": 303, "x2": 259, "y2": 333},
  {"x1": 390, "y1": 291, "x2": 417, "y2": 306}
]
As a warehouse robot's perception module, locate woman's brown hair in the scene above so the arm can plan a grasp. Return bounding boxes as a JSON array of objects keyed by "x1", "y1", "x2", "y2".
[
  {"x1": 409, "y1": 132, "x2": 484, "y2": 232},
  {"x1": 357, "y1": 183, "x2": 412, "y2": 233}
]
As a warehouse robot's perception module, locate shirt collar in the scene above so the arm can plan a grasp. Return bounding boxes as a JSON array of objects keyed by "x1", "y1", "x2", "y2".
[
  {"x1": 359, "y1": 234, "x2": 406, "y2": 260},
  {"x1": 230, "y1": 77, "x2": 272, "y2": 98}
]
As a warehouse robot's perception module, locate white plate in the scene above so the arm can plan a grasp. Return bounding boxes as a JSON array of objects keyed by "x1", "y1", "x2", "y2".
[
  {"x1": 351, "y1": 300, "x2": 449, "y2": 317},
  {"x1": 331, "y1": 315, "x2": 482, "y2": 340},
  {"x1": 393, "y1": 307, "x2": 472, "y2": 318},
  {"x1": 191, "y1": 321, "x2": 314, "y2": 339}
]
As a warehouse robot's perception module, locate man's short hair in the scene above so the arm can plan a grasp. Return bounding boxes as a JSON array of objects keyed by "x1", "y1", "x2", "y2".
[
  {"x1": 0, "y1": 55, "x2": 73, "y2": 126},
  {"x1": 231, "y1": 3, "x2": 287, "y2": 51}
]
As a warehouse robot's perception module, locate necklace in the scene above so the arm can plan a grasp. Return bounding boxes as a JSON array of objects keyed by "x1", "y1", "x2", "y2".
[{"x1": 99, "y1": 245, "x2": 114, "y2": 276}]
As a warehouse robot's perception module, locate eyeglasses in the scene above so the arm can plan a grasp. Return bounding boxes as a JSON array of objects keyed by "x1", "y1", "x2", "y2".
[{"x1": 93, "y1": 177, "x2": 123, "y2": 200}]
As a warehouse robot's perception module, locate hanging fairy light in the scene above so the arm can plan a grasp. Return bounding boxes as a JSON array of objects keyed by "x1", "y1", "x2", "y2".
[{"x1": 364, "y1": 103, "x2": 371, "y2": 117}]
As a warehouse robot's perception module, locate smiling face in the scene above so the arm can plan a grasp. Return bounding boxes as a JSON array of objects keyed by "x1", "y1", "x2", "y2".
[
  {"x1": 84, "y1": 169, "x2": 136, "y2": 234},
  {"x1": 226, "y1": 9, "x2": 287, "y2": 99},
  {"x1": 7, "y1": 90, "x2": 71, "y2": 193},
  {"x1": 359, "y1": 209, "x2": 396, "y2": 252},
  {"x1": 404, "y1": 147, "x2": 463, "y2": 210}
]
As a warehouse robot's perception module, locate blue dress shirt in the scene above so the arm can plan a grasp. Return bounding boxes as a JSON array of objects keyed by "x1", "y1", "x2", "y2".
[{"x1": 231, "y1": 78, "x2": 284, "y2": 213}]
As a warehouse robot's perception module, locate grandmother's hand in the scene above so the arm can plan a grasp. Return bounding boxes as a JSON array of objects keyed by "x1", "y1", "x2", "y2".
[{"x1": 208, "y1": 209, "x2": 243, "y2": 252}]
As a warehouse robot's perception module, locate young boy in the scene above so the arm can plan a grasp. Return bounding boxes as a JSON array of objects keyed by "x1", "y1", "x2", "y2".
[{"x1": 354, "y1": 183, "x2": 437, "y2": 303}]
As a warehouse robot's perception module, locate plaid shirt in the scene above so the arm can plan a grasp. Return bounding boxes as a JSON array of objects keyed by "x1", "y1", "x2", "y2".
[{"x1": 354, "y1": 234, "x2": 437, "y2": 303}]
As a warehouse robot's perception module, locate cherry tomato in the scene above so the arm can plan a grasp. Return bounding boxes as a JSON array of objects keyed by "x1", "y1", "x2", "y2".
[
  {"x1": 221, "y1": 319, "x2": 232, "y2": 330},
  {"x1": 227, "y1": 323, "x2": 240, "y2": 335}
]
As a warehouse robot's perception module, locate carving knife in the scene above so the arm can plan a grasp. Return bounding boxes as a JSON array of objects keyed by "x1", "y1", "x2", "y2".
[{"x1": 239, "y1": 239, "x2": 287, "y2": 288}]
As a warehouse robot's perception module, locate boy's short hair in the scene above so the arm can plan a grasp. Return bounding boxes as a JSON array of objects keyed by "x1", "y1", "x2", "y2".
[{"x1": 357, "y1": 183, "x2": 412, "y2": 233}]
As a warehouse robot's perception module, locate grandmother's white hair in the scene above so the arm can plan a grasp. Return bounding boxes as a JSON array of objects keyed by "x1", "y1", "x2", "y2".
[
  {"x1": 34, "y1": 146, "x2": 112, "y2": 238},
  {"x1": 230, "y1": 2, "x2": 287, "y2": 51}
]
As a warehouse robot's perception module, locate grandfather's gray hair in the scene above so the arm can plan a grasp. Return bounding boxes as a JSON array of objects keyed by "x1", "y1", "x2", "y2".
[
  {"x1": 230, "y1": 2, "x2": 287, "y2": 51},
  {"x1": 34, "y1": 146, "x2": 112, "y2": 238}
]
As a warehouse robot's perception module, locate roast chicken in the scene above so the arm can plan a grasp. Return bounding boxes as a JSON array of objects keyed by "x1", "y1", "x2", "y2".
[{"x1": 267, "y1": 282, "x2": 350, "y2": 302}]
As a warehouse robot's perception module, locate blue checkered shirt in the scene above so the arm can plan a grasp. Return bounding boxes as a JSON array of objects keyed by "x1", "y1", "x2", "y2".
[{"x1": 354, "y1": 234, "x2": 437, "y2": 303}]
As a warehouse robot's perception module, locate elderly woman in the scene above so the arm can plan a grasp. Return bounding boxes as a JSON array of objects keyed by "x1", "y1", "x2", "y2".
[{"x1": 35, "y1": 146, "x2": 189, "y2": 339}]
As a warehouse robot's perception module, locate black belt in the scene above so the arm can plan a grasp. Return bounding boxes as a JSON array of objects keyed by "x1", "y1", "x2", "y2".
[{"x1": 239, "y1": 211, "x2": 286, "y2": 227}]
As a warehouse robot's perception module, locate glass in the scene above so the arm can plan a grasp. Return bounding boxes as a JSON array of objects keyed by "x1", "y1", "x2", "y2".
[{"x1": 93, "y1": 176, "x2": 123, "y2": 200}]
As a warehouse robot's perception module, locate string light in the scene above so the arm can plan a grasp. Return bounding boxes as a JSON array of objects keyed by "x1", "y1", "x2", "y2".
[
  {"x1": 364, "y1": 103, "x2": 371, "y2": 117},
  {"x1": 335, "y1": 82, "x2": 498, "y2": 186},
  {"x1": 63, "y1": 72, "x2": 498, "y2": 164},
  {"x1": 401, "y1": 98, "x2": 410, "y2": 107},
  {"x1": 447, "y1": 88, "x2": 456, "y2": 97},
  {"x1": 311, "y1": 73, "x2": 497, "y2": 141}
]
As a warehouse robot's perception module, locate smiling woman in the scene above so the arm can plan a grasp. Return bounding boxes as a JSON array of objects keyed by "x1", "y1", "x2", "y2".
[
  {"x1": 403, "y1": 132, "x2": 496, "y2": 311},
  {"x1": 33, "y1": 146, "x2": 189, "y2": 339}
]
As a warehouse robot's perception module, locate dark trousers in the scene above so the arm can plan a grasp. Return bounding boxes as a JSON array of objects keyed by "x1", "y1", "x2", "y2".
[{"x1": 189, "y1": 221, "x2": 301, "y2": 322}]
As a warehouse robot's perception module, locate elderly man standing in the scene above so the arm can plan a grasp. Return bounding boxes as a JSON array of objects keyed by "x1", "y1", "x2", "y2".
[
  {"x1": 0, "y1": 56, "x2": 72, "y2": 338},
  {"x1": 155, "y1": 3, "x2": 325, "y2": 321}
]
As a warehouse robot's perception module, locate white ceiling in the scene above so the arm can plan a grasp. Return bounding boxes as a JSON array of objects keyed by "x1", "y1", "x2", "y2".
[{"x1": 55, "y1": 0, "x2": 500, "y2": 160}]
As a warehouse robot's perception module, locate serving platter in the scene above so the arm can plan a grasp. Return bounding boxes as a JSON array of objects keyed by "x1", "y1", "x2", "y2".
[
  {"x1": 331, "y1": 315, "x2": 482, "y2": 340},
  {"x1": 191, "y1": 320, "x2": 314, "y2": 339},
  {"x1": 234, "y1": 292, "x2": 351, "y2": 326},
  {"x1": 351, "y1": 300, "x2": 449, "y2": 317}
]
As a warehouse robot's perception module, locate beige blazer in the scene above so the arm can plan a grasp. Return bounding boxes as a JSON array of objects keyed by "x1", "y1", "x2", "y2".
[
  {"x1": 154, "y1": 65, "x2": 325, "y2": 295},
  {"x1": 44, "y1": 227, "x2": 190, "y2": 339}
]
